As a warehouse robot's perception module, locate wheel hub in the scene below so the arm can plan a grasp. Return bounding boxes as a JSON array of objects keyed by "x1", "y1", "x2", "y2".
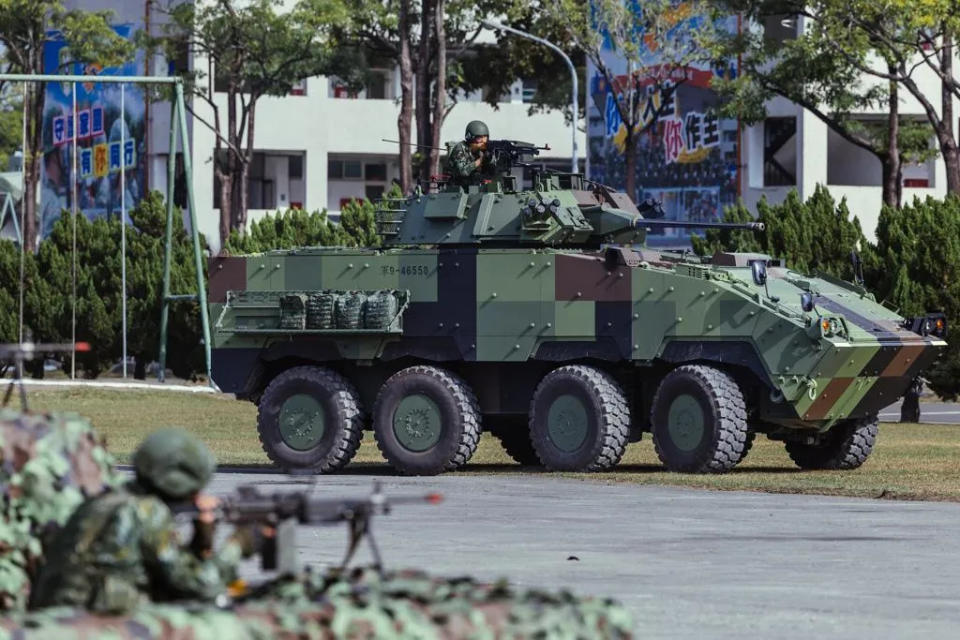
[
  {"x1": 393, "y1": 394, "x2": 442, "y2": 452},
  {"x1": 546, "y1": 394, "x2": 589, "y2": 452},
  {"x1": 667, "y1": 394, "x2": 705, "y2": 451},
  {"x1": 279, "y1": 393, "x2": 326, "y2": 451}
]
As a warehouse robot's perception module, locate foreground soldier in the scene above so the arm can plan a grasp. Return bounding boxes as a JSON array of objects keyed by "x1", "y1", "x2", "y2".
[
  {"x1": 445, "y1": 120, "x2": 494, "y2": 185},
  {"x1": 30, "y1": 429, "x2": 258, "y2": 613}
]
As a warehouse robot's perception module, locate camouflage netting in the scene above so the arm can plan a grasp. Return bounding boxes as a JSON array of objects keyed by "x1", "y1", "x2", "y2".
[
  {"x1": 0, "y1": 409, "x2": 120, "y2": 611},
  {"x1": 0, "y1": 567, "x2": 634, "y2": 639}
]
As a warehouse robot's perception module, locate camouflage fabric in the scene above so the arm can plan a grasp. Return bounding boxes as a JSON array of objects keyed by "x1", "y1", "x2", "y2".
[
  {"x1": 444, "y1": 141, "x2": 485, "y2": 184},
  {"x1": 0, "y1": 409, "x2": 120, "y2": 612},
  {"x1": 1, "y1": 567, "x2": 634, "y2": 639},
  {"x1": 30, "y1": 481, "x2": 244, "y2": 613}
]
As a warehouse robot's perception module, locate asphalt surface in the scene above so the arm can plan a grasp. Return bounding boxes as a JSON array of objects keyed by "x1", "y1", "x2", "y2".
[
  {"x1": 208, "y1": 472, "x2": 960, "y2": 639},
  {"x1": 879, "y1": 400, "x2": 960, "y2": 424}
]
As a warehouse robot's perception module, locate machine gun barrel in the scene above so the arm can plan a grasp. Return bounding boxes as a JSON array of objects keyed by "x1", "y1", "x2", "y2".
[{"x1": 635, "y1": 219, "x2": 766, "y2": 232}]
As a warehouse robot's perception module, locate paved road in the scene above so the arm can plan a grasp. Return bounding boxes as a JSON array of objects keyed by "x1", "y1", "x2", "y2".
[
  {"x1": 208, "y1": 472, "x2": 960, "y2": 639},
  {"x1": 879, "y1": 400, "x2": 960, "y2": 424}
]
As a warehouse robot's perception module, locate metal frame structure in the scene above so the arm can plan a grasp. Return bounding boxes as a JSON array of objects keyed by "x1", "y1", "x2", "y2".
[{"x1": 0, "y1": 74, "x2": 211, "y2": 384}]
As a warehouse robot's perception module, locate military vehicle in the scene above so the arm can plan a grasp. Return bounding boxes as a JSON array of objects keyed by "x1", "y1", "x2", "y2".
[{"x1": 208, "y1": 141, "x2": 947, "y2": 475}]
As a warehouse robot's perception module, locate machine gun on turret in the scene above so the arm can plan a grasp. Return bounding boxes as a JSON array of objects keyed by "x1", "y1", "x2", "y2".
[
  {"x1": 632, "y1": 197, "x2": 765, "y2": 232},
  {"x1": 483, "y1": 140, "x2": 551, "y2": 174}
]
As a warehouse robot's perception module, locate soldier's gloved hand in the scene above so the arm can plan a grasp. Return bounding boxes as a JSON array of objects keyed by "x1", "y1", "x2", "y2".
[
  {"x1": 190, "y1": 493, "x2": 220, "y2": 557},
  {"x1": 232, "y1": 524, "x2": 270, "y2": 558}
]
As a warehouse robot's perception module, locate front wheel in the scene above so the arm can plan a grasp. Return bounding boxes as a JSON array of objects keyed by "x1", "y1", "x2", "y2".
[
  {"x1": 785, "y1": 415, "x2": 878, "y2": 470},
  {"x1": 257, "y1": 366, "x2": 363, "y2": 473},
  {"x1": 372, "y1": 366, "x2": 481, "y2": 475},
  {"x1": 650, "y1": 364, "x2": 749, "y2": 473}
]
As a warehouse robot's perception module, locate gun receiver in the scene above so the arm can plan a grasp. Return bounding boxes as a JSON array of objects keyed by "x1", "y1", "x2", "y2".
[
  {"x1": 207, "y1": 482, "x2": 442, "y2": 576},
  {"x1": 485, "y1": 139, "x2": 550, "y2": 172}
]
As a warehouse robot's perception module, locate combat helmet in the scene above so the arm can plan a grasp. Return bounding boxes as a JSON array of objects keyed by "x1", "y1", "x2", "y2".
[
  {"x1": 465, "y1": 120, "x2": 489, "y2": 141},
  {"x1": 132, "y1": 428, "x2": 215, "y2": 500}
]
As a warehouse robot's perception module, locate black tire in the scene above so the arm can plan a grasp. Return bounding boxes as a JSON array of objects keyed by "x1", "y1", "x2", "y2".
[
  {"x1": 372, "y1": 365, "x2": 481, "y2": 475},
  {"x1": 650, "y1": 364, "x2": 749, "y2": 473},
  {"x1": 785, "y1": 415, "x2": 879, "y2": 470},
  {"x1": 257, "y1": 365, "x2": 363, "y2": 473},
  {"x1": 529, "y1": 365, "x2": 629, "y2": 471},
  {"x1": 490, "y1": 417, "x2": 541, "y2": 466}
]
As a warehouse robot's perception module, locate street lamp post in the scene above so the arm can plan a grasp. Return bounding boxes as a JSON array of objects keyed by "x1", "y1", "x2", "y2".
[{"x1": 480, "y1": 20, "x2": 579, "y2": 174}]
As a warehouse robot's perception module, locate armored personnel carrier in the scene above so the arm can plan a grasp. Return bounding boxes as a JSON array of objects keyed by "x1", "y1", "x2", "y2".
[{"x1": 208, "y1": 141, "x2": 946, "y2": 475}]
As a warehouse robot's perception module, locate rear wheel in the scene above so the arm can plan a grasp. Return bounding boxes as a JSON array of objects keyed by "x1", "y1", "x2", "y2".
[
  {"x1": 785, "y1": 415, "x2": 878, "y2": 470},
  {"x1": 372, "y1": 365, "x2": 481, "y2": 475},
  {"x1": 529, "y1": 365, "x2": 629, "y2": 471},
  {"x1": 651, "y1": 364, "x2": 749, "y2": 473},
  {"x1": 257, "y1": 366, "x2": 363, "y2": 473}
]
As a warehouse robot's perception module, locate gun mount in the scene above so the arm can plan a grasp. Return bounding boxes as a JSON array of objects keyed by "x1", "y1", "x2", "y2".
[{"x1": 384, "y1": 161, "x2": 763, "y2": 248}]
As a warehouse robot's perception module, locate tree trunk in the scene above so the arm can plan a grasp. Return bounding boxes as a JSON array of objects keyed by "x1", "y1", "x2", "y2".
[
  {"x1": 234, "y1": 98, "x2": 256, "y2": 232},
  {"x1": 22, "y1": 80, "x2": 43, "y2": 251},
  {"x1": 218, "y1": 168, "x2": 232, "y2": 251},
  {"x1": 941, "y1": 31, "x2": 960, "y2": 194},
  {"x1": 428, "y1": 0, "x2": 446, "y2": 180},
  {"x1": 397, "y1": 0, "x2": 414, "y2": 192},
  {"x1": 882, "y1": 70, "x2": 902, "y2": 208},
  {"x1": 415, "y1": 0, "x2": 435, "y2": 183},
  {"x1": 624, "y1": 131, "x2": 637, "y2": 204}
]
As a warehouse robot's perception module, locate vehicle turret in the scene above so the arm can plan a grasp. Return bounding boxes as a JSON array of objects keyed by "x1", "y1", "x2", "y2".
[{"x1": 380, "y1": 139, "x2": 762, "y2": 248}]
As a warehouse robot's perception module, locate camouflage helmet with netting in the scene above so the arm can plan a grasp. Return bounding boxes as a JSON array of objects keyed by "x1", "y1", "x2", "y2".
[
  {"x1": 464, "y1": 120, "x2": 489, "y2": 141},
  {"x1": 132, "y1": 428, "x2": 215, "y2": 500}
]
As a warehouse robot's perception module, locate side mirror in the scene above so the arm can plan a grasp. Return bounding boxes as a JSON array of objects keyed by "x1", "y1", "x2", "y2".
[
  {"x1": 750, "y1": 260, "x2": 767, "y2": 286},
  {"x1": 800, "y1": 292, "x2": 815, "y2": 313}
]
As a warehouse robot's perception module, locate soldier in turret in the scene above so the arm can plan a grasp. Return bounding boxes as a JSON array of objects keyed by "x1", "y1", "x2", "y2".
[
  {"x1": 30, "y1": 429, "x2": 262, "y2": 613},
  {"x1": 445, "y1": 120, "x2": 495, "y2": 186}
]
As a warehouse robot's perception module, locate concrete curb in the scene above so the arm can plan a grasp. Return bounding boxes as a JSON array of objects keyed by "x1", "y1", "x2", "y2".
[{"x1": 5, "y1": 379, "x2": 217, "y2": 394}]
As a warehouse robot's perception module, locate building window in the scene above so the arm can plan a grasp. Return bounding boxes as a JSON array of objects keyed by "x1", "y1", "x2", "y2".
[
  {"x1": 289, "y1": 78, "x2": 306, "y2": 96},
  {"x1": 214, "y1": 150, "x2": 306, "y2": 211},
  {"x1": 365, "y1": 162, "x2": 387, "y2": 181},
  {"x1": 365, "y1": 185, "x2": 385, "y2": 200},
  {"x1": 764, "y1": 14, "x2": 798, "y2": 42},
  {"x1": 763, "y1": 117, "x2": 797, "y2": 187},
  {"x1": 521, "y1": 79, "x2": 537, "y2": 104}
]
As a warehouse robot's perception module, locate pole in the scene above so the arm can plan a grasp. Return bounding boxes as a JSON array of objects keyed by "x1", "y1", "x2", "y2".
[
  {"x1": 158, "y1": 97, "x2": 179, "y2": 382},
  {"x1": 481, "y1": 20, "x2": 578, "y2": 173},
  {"x1": 18, "y1": 83, "x2": 26, "y2": 344},
  {"x1": 174, "y1": 83, "x2": 213, "y2": 384},
  {"x1": 71, "y1": 83, "x2": 78, "y2": 380},
  {"x1": 121, "y1": 84, "x2": 128, "y2": 378}
]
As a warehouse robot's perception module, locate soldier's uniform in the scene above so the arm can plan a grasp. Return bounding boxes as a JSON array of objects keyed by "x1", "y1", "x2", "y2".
[
  {"x1": 444, "y1": 120, "x2": 493, "y2": 186},
  {"x1": 30, "y1": 429, "x2": 253, "y2": 613}
]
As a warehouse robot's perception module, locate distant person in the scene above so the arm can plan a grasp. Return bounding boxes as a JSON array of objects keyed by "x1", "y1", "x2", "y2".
[
  {"x1": 445, "y1": 120, "x2": 494, "y2": 186},
  {"x1": 30, "y1": 429, "x2": 262, "y2": 613},
  {"x1": 900, "y1": 377, "x2": 923, "y2": 423}
]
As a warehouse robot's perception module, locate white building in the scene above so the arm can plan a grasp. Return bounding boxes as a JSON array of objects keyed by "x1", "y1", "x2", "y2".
[{"x1": 738, "y1": 14, "x2": 944, "y2": 239}]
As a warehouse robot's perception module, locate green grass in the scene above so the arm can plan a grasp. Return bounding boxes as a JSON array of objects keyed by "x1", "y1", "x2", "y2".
[{"x1": 20, "y1": 387, "x2": 960, "y2": 502}]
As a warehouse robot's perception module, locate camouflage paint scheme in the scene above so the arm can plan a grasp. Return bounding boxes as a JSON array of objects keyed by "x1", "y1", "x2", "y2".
[
  {"x1": 1, "y1": 568, "x2": 633, "y2": 639},
  {"x1": 0, "y1": 409, "x2": 120, "y2": 611},
  {"x1": 208, "y1": 169, "x2": 945, "y2": 469}
]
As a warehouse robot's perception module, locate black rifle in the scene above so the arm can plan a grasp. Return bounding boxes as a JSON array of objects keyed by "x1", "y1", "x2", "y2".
[
  {"x1": 484, "y1": 139, "x2": 551, "y2": 173},
  {"x1": 203, "y1": 482, "x2": 442, "y2": 576},
  {"x1": 0, "y1": 342, "x2": 90, "y2": 410},
  {"x1": 633, "y1": 198, "x2": 765, "y2": 232}
]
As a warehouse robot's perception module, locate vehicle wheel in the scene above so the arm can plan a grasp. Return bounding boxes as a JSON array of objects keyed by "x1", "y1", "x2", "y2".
[
  {"x1": 529, "y1": 365, "x2": 629, "y2": 471},
  {"x1": 490, "y1": 417, "x2": 541, "y2": 466},
  {"x1": 785, "y1": 415, "x2": 878, "y2": 470},
  {"x1": 650, "y1": 365, "x2": 748, "y2": 473},
  {"x1": 257, "y1": 365, "x2": 363, "y2": 473},
  {"x1": 372, "y1": 365, "x2": 481, "y2": 475}
]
